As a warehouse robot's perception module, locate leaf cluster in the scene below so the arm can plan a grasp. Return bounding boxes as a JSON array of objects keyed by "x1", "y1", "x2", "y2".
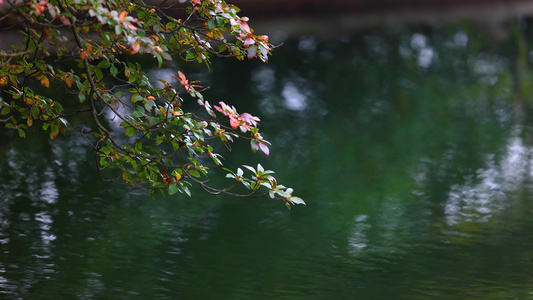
[{"x1": 0, "y1": 0, "x2": 304, "y2": 207}]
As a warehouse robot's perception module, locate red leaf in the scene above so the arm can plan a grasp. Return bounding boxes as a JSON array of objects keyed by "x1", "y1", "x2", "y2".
[{"x1": 229, "y1": 117, "x2": 240, "y2": 129}]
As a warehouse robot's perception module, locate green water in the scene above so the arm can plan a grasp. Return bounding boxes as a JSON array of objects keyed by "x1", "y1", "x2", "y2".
[{"x1": 3, "y1": 23, "x2": 533, "y2": 299}]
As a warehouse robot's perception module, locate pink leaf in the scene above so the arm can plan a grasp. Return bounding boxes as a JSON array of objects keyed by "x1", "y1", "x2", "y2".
[
  {"x1": 244, "y1": 37, "x2": 255, "y2": 45},
  {"x1": 259, "y1": 142, "x2": 270, "y2": 156}
]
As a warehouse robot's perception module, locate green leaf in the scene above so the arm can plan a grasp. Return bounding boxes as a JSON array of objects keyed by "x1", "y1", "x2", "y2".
[
  {"x1": 131, "y1": 94, "x2": 144, "y2": 103},
  {"x1": 125, "y1": 127, "x2": 135, "y2": 137},
  {"x1": 207, "y1": 18, "x2": 216, "y2": 29},
  {"x1": 93, "y1": 67, "x2": 103, "y2": 81},
  {"x1": 128, "y1": 74, "x2": 139, "y2": 83},
  {"x1": 247, "y1": 45, "x2": 257, "y2": 59},
  {"x1": 50, "y1": 120, "x2": 59, "y2": 140},
  {"x1": 98, "y1": 60, "x2": 111, "y2": 69},
  {"x1": 100, "y1": 146, "x2": 111, "y2": 155},
  {"x1": 17, "y1": 128, "x2": 26, "y2": 138},
  {"x1": 156, "y1": 54, "x2": 163, "y2": 68},
  {"x1": 99, "y1": 157, "x2": 109, "y2": 167},
  {"x1": 166, "y1": 22, "x2": 175, "y2": 29},
  {"x1": 168, "y1": 183, "x2": 179, "y2": 195},
  {"x1": 131, "y1": 106, "x2": 145, "y2": 118},
  {"x1": 161, "y1": 51, "x2": 172, "y2": 61},
  {"x1": 1, "y1": 106, "x2": 10, "y2": 115},
  {"x1": 144, "y1": 100, "x2": 155, "y2": 111},
  {"x1": 110, "y1": 65, "x2": 118, "y2": 77}
]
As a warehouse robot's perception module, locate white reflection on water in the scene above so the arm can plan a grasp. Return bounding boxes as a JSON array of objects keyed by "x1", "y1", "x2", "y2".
[
  {"x1": 410, "y1": 33, "x2": 435, "y2": 68},
  {"x1": 347, "y1": 214, "x2": 370, "y2": 254},
  {"x1": 40, "y1": 167, "x2": 58, "y2": 204},
  {"x1": 454, "y1": 31, "x2": 468, "y2": 48},
  {"x1": 444, "y1": 128, "x2": 529, "y2": 225},
  {"x1": 282, "y1": 82, "x2": 308, "y2": 111},
  {"x1": 298, "y1": 35, "x2": 317, "y2": 52},
  {"x1": 252, "y1": 66, "x2": 318, "y2": 114},
  {"x1": 252, "y1": 66, "x2": 277, "y2": 116},
  {"x1": 35, "y1": 211, "x2": 56, "y2": 244},
  {"x1": 470, "y1": 55, "x2": 505, "y2": 86},
  {"x1": 149, "y1": 68, "x2": 179, "y2": 89}
]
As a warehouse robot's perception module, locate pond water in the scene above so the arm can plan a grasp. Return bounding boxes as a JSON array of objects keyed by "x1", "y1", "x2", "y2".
[{"x1": 3, "y1": 22, "x2": 533, "y2": 299}]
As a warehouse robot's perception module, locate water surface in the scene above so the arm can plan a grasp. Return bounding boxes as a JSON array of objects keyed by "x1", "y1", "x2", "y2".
[{"x1": 2, "y1": 23, "x2": 533, "y2": 299}]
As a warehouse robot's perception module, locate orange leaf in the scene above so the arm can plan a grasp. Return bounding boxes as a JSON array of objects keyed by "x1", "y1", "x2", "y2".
[
  {"x1": 40, "y1": 76, "x2": 50, "y2": 88},
  {"x1": 130, "y1": 42, "x2": 140, "y2": 54},
  {"x1": 177, "y1": 71, "x2": 187, "y2": 82},
  {"x1": 119, "y1": 11, "x2": 128, "y2": 22}
]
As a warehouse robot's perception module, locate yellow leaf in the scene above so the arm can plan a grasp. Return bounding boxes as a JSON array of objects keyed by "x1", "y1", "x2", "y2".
[
  {"x1": 173, "y1": 170, "x2": 181, "y2": 181},
  {"x1": 27, "y1": 118, "x2": 33, "y2": 127}
]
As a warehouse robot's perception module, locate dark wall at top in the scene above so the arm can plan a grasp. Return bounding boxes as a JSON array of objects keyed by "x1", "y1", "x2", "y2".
[{"x1": 228, "y1": 0, "x2": 529, "y2": 17}]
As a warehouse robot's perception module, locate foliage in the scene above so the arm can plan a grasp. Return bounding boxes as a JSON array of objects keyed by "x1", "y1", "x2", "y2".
[{"x1": 0, "y1": 0, "x2": 304, "y2": 207}]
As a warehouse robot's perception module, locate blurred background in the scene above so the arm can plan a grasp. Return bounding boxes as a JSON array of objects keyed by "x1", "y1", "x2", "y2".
[{"x1": 4, "y1": 1, "x2": 533, "y2": 299}]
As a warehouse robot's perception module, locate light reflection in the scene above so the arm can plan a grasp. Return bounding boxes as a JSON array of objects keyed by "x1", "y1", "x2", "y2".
[
  {"x1": 40, "y1": 167, "x2": 58, "y2": 204},
  {"x1": 252, "y1": 66, "x2": 276, "y2": 92},
  {"x1": 410, "y1": 33, "x2": 435, "y2": 68},
  {"x1": 470, "y1": 55, "x2": 504, "y2": 85},
  {"x1": 252, "y1": 66, "x2": 278, "y2": 115},
  {"x1": 35, "y1": 211, "x2": 56, "y2": 244},
  {"x1": 150, "y1": 68, "x2": 179, "y2": 89},
  {"x1": 298, "y1": 35, "x2": 317, "y2": 52},
  {"x1": 444, "y1": 128, "x2": 529, "y2": 225},
  {"x1": 347, "y1": 215, "x2": 370, "y2": 254},
  {"x1": 281, "y1": 82, "x2": 307, "y2": 111},
  {"x1": 454, "y1": 31, "x2": 468, "y2": 48}
]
